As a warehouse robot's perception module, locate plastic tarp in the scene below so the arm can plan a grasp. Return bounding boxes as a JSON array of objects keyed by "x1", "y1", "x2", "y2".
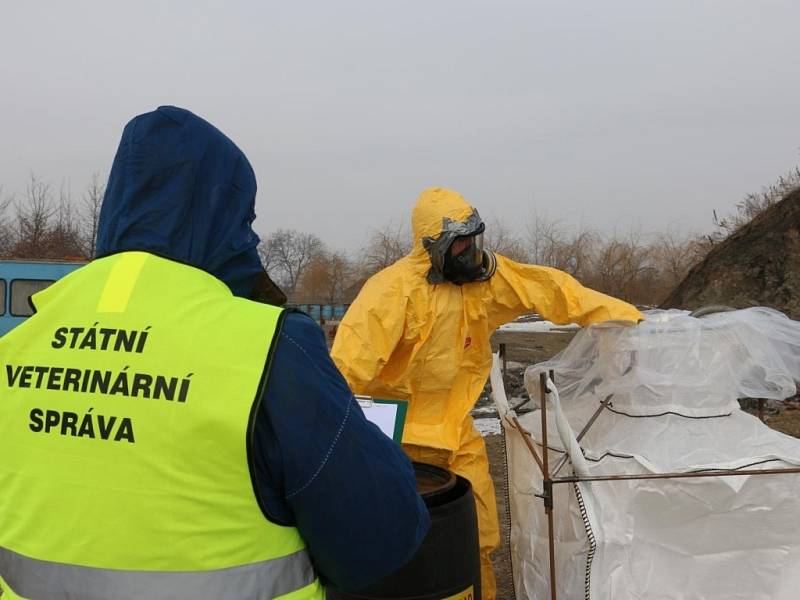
[{"x1": 495, "y1": 308, "x2": 800, "y2": 600}]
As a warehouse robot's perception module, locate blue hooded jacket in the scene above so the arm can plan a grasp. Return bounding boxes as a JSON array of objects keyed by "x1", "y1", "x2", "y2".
[
  {"x1": 97, "y1": 106, "x2": 429, "y2": 590},
  {"x1": 97, "y1": 105, "x2": 263, "y2": 297}
]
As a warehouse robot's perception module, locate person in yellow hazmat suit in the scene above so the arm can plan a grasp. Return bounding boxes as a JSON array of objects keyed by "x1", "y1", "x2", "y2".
[{"x1": 331, "y1": 187, "x2": 643, "y2": 600}]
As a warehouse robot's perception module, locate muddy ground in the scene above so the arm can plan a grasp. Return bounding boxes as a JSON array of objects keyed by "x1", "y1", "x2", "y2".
[{"x1": 480, "y1": 329, "x2": 800, "y2": 600}]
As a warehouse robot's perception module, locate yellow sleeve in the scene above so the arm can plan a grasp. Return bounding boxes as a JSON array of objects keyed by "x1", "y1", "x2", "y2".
[
  {"x1": 331, "y1": 273, "x2": 408, "y2": 396},
  {"x1": 486, "y1": 254, "x2": 643, "y2": 330}
]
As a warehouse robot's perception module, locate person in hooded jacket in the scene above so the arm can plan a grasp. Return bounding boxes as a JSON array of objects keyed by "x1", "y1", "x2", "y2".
[
  {"x1": 0, "y1": 106, "x2": 429, "y2": 600},
  {"x1": 331, "y1": 187, "x2": 643, "y2": 600}
]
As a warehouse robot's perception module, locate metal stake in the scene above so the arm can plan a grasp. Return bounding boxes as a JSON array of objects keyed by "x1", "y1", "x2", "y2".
[{"x1": 540, "y1": 371, "x2": 557, "y2": 600}]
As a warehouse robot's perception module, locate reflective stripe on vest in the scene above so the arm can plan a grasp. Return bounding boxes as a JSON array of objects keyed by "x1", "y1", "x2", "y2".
[{"x1": 0, "y1": 546, "x2": 315, "y2": 600}]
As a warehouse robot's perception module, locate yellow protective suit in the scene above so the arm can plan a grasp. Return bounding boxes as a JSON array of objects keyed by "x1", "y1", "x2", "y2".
[{"x1": 331, "y1": 188, "x2": 642, "y2": 600}]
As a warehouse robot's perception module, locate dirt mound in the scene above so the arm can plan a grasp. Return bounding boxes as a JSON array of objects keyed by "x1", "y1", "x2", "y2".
[{"x1": 661, "y1": 187, "x2": 800, "y2": 317}]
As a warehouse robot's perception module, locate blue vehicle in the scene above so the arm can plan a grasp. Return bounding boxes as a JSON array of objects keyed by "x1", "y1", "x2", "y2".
[
  {"x1": 288, "y1": 303, "x2": 351, "y2": 323},
  {"x1": 0, "y1": 261, "x2": 351, "y2": 336},
  {"x1": 0, "y1": 259, "x2": 86, "y2": 336}
]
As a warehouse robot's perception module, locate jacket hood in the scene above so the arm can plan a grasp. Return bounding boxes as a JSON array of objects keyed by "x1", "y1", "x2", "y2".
[
  {"x1": 410, "y1": 188, "x2": 495, "y2": 284},
  {"x1": 96, "y1": 106, "x2": 264, "y2": 297}
]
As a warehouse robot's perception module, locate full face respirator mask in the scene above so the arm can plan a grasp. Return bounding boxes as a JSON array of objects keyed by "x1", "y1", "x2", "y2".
[
  {"x1": 423, "y1": 211, "x2": 496, "y2": 285},
  {"x1": 443, "y1": 230, "x2": 486, "y2": 284}
]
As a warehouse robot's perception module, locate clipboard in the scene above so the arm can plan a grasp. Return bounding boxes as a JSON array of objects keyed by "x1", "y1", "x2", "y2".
[{"x1": 355, "y1": 395, "x2": 408, "y2": 443}]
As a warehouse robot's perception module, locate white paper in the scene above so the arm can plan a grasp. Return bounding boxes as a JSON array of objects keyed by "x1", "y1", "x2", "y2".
[{"x1": 357, "y1": 397, "x2": 399, "y2": 440}]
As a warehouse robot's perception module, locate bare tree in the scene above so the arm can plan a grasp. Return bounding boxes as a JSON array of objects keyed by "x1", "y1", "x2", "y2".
[
  {"x1": 7, "y1": 175, "x2": 85, "y2": 259},
  {"x1": 322, "y1": 251, "x2": 354, "y2": 302},
  {"x1": 713, "y1": 166, "x2": 800, "y2": 239},
  {"x1": 12, "y1": 174, "x2": 56, "y2": 257},
  {"x1": 588, "y1": 231, "x2": 654, "y2": 303},
  {"x1": 257, "y1": 238, "x2": 275, "y2": 274},
  {"x1": 48, "y1": 186, "x2": 84, "y2": 258},
  {"x1": 80, "y1": 173, "x2": 105, "y2": 258},
  {"x1": 525, "y1": 214, "x2": 598, "y2": 279},
  {"x1": 649, "y1": 229, "x2": 707, "y2": 297},
  {"x1": 6, "y1": 161, "x2": 794, "y2": 308},
  {"x1": 295, "y1": 249, "x2": 354, "y2": 303},
  {"x1": 525, "y1": 213, "x2": 564, "y2": 267},
  {"x1": 484, "y1": 218, "x2": 527, "y2": 261},
  {"x1": 359, "y1": 220, "x2": 411, "y2": 276},
  {"x1": 558, "y1": 230, "x2": 599, "y2": 280},
  {"x1": 0, "y1": 187, "x2": 14, "y2": 255},
  {"x1": 260, "y1": 229, "x2": 324, "y2": 298}
]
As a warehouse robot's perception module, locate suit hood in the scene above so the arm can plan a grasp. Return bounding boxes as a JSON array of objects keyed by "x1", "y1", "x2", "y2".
[{"x1": 410, "y1": 187, "x2": 495, "y2": 284}]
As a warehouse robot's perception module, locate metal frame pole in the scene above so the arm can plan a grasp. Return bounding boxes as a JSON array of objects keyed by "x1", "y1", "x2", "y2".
[
  {"x1": 552, "y1": 465, "x2": 800, "y2": 484},
  {"x1": 552, "y1": 395, "x2": 613, "y2": 478},
  {"x1": 540, "y1": 371, "x2": 557, "y2": 600},
  {"x1": 507, "y1": 416, "x2": 544, "y2": 474}
]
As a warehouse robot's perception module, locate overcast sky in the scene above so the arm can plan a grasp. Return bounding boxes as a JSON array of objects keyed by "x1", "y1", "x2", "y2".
[{"x1": 2, "y1": 1, "x2": 799, "y2": 251}]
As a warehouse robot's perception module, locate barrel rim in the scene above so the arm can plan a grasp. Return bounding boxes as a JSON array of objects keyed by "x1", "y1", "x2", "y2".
[{"x1": 412, "y1": 462, "x2": 457, "y2": 502}]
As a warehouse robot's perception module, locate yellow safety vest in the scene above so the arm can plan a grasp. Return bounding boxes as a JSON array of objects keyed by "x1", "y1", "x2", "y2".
[{"x1": 0, "y1": 251, "x2": 323, "y2": 600}]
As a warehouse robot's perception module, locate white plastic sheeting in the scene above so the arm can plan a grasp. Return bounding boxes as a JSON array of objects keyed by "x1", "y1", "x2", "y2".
[{"x1": 495, "y1": 308, "x2": 800, "y2": 600}]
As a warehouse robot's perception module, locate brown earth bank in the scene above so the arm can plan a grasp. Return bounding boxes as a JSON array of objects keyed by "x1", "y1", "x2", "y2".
[{"x1": 661, "y1": 187, "x2": 800, "y2": 317}]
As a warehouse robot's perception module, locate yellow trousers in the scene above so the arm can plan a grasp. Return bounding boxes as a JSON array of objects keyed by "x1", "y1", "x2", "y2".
[{"x1": 404, "y1": 419, "x2": 499, "y2": 600}]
